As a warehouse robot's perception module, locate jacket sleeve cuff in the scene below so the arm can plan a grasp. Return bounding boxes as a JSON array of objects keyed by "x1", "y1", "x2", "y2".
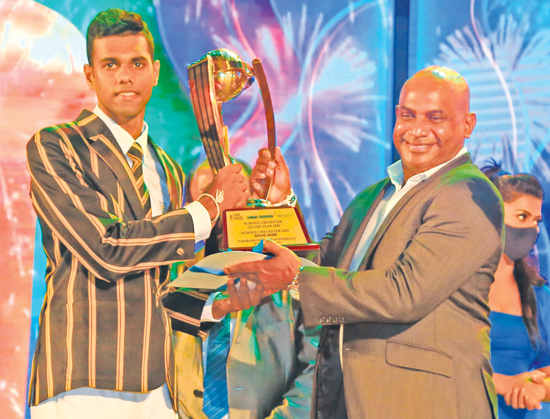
[{"x1": 162, "y1": 290, "x2": 209, "y2": 336}]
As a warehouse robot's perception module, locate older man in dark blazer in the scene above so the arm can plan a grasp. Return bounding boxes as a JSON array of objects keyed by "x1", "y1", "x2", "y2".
[
  {"x1": 167, "y1": 161, "x2": 319, "y2": 419},
  {"x1": 226, "y1": 66, "x2": 504, "y2": 418},
  {"x1": 26, "y1": 8, "x2": 265, "y2": 419}
]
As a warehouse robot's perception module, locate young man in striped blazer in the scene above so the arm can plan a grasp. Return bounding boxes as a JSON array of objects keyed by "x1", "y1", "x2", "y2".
[{"x1": 26, "y1": 8, "x2": 268, "y2": 419}]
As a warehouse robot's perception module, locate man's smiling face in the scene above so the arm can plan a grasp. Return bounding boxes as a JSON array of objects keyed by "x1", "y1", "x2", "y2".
[
  {"x1": 84, "y1": 33, "x2": 159, "y2": 128},
  {"x1": 393, "y1": 68, "x2": 476, "y2": 181}
]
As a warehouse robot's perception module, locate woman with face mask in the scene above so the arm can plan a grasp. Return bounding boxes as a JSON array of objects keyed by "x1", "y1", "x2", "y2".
[{"x1": 482, "y1": 163, "x2": 550, "y2": 418}]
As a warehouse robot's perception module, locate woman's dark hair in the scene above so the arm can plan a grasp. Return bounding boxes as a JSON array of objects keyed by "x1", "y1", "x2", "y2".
[{"x1": 481, "y1": 160, "x2": 544, "y2": 346}]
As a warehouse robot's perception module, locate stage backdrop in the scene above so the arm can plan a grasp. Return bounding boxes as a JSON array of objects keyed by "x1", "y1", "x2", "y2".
[
  {"x1": 0, "y1": 1, "x2": 549, "y2": 418},
  {"x1": 409, "y1": 0, "x2": 550, "y2": 285}
]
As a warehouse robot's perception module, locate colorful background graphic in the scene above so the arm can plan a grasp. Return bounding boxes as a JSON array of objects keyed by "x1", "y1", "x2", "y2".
[
  {"x1": 409, "y1": 0, "x2": 550, "y2": 281},
  {"x1": 156, "y1": 0, "x2": 395, "y2": 238},
  {"x1": 0, "y1": 1, "x2": 549, "y2": 418}
]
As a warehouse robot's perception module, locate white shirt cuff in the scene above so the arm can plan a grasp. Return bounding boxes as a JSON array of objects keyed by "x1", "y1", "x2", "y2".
[
  {"x1": 184, "y1": 201, "x2": 212, "y2": 243},
  {"x1": 200, "y1": 292, "x2": 222, "y2": 322}
]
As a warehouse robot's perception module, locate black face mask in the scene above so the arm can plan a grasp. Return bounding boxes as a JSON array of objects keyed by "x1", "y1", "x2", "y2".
[{"x1": 503, "y1": 224, "x2": 539, "y2": 261}]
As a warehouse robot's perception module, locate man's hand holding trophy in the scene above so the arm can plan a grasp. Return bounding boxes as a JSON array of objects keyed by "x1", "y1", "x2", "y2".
[{"x1": 187, "y1": 49, "x2": 317, "y2": 256}]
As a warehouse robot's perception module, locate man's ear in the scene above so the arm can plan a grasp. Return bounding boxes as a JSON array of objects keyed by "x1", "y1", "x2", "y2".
[
  {"x1": 153, "y1": 60, "x2": 160, "y2": 86},
  {"x1": 463, "y1": 112, "x2": 477, "y2": 138},
  {"x1": 84, "y1": 64, "x2": 94, "y2": 90}
]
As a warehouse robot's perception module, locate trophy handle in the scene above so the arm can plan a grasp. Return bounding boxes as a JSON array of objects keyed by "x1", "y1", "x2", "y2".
[
  {"x1": 188, "y1": 55, "x2": 229, "y2": 174},
  {"x1": 252, "y1": 59, "x2": 277, "y2": 200},
  {"x1": 252, "y1": 59, "x2": 277, "y2": 157}
]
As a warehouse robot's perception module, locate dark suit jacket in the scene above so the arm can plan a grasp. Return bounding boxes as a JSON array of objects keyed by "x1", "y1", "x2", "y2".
[
  {"x1": 167, "y1": 204, "x2": 319, "y2": 418},
  {"x1": 26, "y1": 110, "x2": 208, "y2": 407},
  {"x1": 173, "y1": 292, "x2": 319, "y2": 419},
  {"x1": 299, "y1": 155, "x2": 503, "y2": 419}
]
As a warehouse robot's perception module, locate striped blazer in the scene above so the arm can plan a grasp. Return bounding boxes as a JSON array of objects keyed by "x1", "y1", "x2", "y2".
[{"x1": 26, "y1": 110, "x2": 208, "y2": 407}]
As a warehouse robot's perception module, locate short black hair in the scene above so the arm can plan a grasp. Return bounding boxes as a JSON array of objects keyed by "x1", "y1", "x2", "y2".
[{"x1": 86, "y1": 8, "x2": 155, "y2": 65}]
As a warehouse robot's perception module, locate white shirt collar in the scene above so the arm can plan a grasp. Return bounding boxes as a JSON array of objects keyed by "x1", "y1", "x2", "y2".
[
  {"x1": 387, "y1": 147, "x2": 468, "y2": 190},
  {"x1": 93, "y1": 106, "x2": 149, "y2": 154}
]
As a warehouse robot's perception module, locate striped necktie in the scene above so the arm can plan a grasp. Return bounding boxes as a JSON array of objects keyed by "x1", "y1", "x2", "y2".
[
  {"x1": 202, "y1": 315, "x2": 230, "y2": 419},
  {"x1": 127, "y1": 142, "x2": 151, "y2": 217}
]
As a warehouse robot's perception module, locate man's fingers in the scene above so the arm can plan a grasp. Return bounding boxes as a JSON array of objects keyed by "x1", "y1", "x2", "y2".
[
  {"x1": 226, "y1": 163, "x2": 244, "y2": 174},
  {"x1": 526, "y1": 395, "x2": 542, "y2": 410},
  {"x1": 253, "y1": 162, "x2": 274, "y2": 178},
  {"x1": 224, "y1": 241, "x2": 297, "y2": 290},
  {"x1": 512, "y1": 388, "x2": 523, "y2": 409},
  {"x1": 253, "y1": 281, "x2": 265, "y2": 298},
  {"x1": 508, "y1": 389, "x2": 516, "y2": 408},
  {"x1": 223, "y1": 262, "x2": 256, "y2": 279},
  {"x1": 523, "y1": 395, "x2": 532, "y2": 410},
  {"x1": 225, "y1": 278, "x2": 242, "y2": 310},
  {"x1": 273, "y1": 147, "x2": 289, "y2": 171},
  {"x1": 227, "y1": 271, "x2": 259, "y2": 283},
  {"x1": 233, "y1": 173, "x2": 247, "y2": 186},
  {"x1": 255, "y1": 157, "x2": 276, "y2": 170},
  {"x1": 255, "y1": 156, "x2": 274, "y2": 166},
  {"x1": 507, "y1": 387, "x2": 519, "y2": 407},
  {"x1": 237, "y1": 278, "x2": 252, "y2": 309},
  {"x1": 517, "y1": 390, "x2": 526, "y2": 409},
  {"x1": 258, "y1": 148, "x2": 271, "y2": 158},
  {"x1": 531, "y1": 371, "x2": 546, "y2": 384},
  {"x1": 224, "y1": 260, "x2": 265, "y2": 277},
  {"x1": 226, "y1": 277, "x2": 237, "y2": 295},
  {"x1": 216, "y1": 163, "x2": 242, "y2": 178},
  {"x1": 262, "y1": 239, "x2": 285, "y2": 255},
  {"x1": 504, "y1": 391, "x2": 512, "y2": 406},
  {"x1": 252, "y1": 171, "x2": 267, "y2": 180},
  {"x1": 224, "y1": 269, "x2": 240, "y2": 280}
]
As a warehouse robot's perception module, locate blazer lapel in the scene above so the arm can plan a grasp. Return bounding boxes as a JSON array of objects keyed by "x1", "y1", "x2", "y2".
[
  {"x1": 229, "y1": 292, "x2": 288, "y2": 360},
  {"x1": 338, "y1": 179, "x2": 391, "y2": 270},
  {"x1": 231, "y1": 305, "x2": 255, "y2": 345},
  {"x1": 76, "y1": 110, "x2": 146, "y2": 219},
  {"x1": 357, "y1": 154, "x2": 472, "y2": 271},
  {"x1": 226, "y1": 305, "x2": 256, "y2": 365}
]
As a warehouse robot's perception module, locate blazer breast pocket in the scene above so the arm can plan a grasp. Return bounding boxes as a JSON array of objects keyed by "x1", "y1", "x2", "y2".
[{"x1": 385, "y1": 340, "x2": 453, "y2": 377}]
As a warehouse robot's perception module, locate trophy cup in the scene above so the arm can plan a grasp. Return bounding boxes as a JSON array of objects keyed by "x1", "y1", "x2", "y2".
[{"x1": 187, "y1": 49, "x2": 318, "y2": 257}]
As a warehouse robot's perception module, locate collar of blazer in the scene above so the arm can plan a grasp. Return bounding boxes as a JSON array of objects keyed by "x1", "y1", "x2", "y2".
[
  {"x1": 354, "y1": 153, "x2": 473, "y2": 271},
  {"x1": 75, "y1": 109, "x2": 152, "y2": 219}
]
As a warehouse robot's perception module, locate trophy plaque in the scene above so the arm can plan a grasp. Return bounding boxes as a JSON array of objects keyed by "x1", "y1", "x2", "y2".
[{"x1": 187, "y1": 49, "x2": 318, "y2": 257}]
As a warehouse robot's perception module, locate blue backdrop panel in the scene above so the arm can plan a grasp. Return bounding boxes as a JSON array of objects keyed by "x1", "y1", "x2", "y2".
[{"x1": 410, "y1": 0, "x2": 550, "y2": 280}]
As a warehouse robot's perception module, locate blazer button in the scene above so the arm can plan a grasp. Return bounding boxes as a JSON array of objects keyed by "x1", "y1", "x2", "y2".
[
  {"x1": 177, "y1": 248, "x2": 184, "y2": 255},
  {"x1": 193, "y1": 389, "x2": 204, "y2": 398},
  {"x1": 318, "y1": 316, "x2": 325, "y2": 323}
]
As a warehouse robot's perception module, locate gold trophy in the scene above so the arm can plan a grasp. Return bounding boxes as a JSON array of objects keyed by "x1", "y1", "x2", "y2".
[{"x1": 187, "y1": 49, "x2": 318, "y2": 256}]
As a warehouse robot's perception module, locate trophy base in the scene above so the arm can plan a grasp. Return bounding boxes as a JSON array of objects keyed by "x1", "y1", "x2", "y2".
[{"x1": 222, "y1": 206, "x2": 319, "y2": 259}]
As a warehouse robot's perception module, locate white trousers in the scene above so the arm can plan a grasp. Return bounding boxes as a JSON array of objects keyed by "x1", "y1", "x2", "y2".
[{"x1": 31, "y1": 384, "x2": 178, "y2": 419}]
